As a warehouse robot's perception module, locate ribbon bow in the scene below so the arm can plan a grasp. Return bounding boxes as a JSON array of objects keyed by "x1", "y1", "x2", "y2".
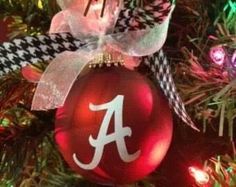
[
  {"x1": 31, "y1": 0, "x2": 175, "y2": 110},
  {"x1": 0, "y1": 0, "x2": 198, "y2": 130}
]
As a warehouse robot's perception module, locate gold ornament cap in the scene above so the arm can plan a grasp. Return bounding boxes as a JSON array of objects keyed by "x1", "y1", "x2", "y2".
[{"x1": 89, "y1": 52, "x2": 125, "y2": 68}]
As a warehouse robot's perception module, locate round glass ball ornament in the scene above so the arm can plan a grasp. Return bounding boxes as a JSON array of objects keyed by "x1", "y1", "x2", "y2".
[{"x1": 55, "y1": 65, "x2": 173, "y2": 185}]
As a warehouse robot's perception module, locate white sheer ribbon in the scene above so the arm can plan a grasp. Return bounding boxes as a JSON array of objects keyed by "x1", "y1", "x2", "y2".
[{"x1": 31, "y1": 1, "x2": 175, "y2": 110}]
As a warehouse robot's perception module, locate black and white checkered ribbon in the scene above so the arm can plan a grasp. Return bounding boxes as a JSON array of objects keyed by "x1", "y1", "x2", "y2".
[
  {"x1": 0, "y1": 33, "x2": 83, "y2": 75},
  {"x1": 143, "y1": 51, "x2": 198, "y2": 130},
  {"x1": 0, "y1": 0, "x2": 197, "y2": 130}
]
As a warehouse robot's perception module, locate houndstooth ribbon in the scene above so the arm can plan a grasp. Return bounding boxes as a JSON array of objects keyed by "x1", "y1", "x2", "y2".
[{"x1": 0, "y1": 0, "x2": 198, "y2": 130}]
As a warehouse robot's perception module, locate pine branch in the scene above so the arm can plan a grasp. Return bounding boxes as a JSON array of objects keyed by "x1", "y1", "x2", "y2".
[
  {"x1": 0, "y1": 0, "x2": 60, "y2": 37},
  {"x1": 171, "y1": 0, "x2": 236, "y2": 138}
]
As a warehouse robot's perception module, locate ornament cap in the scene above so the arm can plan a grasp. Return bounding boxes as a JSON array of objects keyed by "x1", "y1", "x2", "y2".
[{"x1": 89, "y1": 52, "x2": 125, "y2": 68}]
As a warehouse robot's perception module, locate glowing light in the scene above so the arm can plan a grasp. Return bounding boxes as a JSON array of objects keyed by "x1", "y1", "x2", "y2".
[
  {"x1": 189, "y1": 167, "x2": 209, "y2": 185},
  {"x1": 37, "y1": 0, "x2": 43, "y2": 9},
  {"x1": 209, "y1": 46, "x2": 226, "y2": 66},
  {"x1": 232, "y1": 50, "x2": 236, "y2": 67},
  {"x1": 224, "y1": 0, "x2": 236, "y2": 13}
]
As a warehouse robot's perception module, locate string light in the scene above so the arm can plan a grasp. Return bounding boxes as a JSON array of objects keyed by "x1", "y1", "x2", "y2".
[
  {"x1": 209, "y1": 46, "x2": 226, "y2": 66},
  {"x1": 231, "y1": 50, "x2": 236, "y2": 67},
  {"x1": 224, "y1": 0, "x2": 236, "y2": 13},
  {"x1": 189, "y1": 167, "x2": 210, "y2": 185}
]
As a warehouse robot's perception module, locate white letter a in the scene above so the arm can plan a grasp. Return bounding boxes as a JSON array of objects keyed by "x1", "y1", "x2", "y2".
[{"x1": 73, "y1": 95, "x2": 141, "y2": 170}]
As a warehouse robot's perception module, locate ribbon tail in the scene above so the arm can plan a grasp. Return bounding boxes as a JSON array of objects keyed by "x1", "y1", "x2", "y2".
[
  {"x1": 107, "y1": 5, "x2": 175, "y2": 57},
  {"x1": 31, "y1": 50, "x2": 94, "y2": 111},
  {"x1": 143, "y1": 50, "x2": 199, "y2": 131}
]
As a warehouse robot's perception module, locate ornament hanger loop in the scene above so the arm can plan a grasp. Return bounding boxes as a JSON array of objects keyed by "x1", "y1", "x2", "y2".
[{"x1": 84, "y1": 0, "x2": 110, "y2": 17}]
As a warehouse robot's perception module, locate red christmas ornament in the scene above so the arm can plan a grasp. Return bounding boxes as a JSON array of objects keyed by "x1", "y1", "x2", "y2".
[{"x1": 55, "y1": 65, "x2": 173, "y2": 184}]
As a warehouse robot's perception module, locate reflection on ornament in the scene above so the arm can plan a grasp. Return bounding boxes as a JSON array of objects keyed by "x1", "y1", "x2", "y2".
[
  {"x1": 189, "y1": 167, "x2": 209, "y2": 185},
  {"x1": 232, "y1": 50, "x2": 236, "y2": 67},
  {"x1": 209, "y1": 46, "x2": 226, "y2": 66}
]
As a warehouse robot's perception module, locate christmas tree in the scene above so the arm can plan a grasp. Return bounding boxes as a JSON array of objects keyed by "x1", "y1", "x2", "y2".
[{"x1": 0, "y1": 0, "x2": 236, "y2": 186}]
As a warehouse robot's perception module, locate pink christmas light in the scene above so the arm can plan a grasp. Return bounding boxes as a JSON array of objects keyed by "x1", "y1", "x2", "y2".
[
  {"x1": 209, "y1": 46, "x2": 226, "y2": 66},
  {"x1": 232, "y1": 50, "x2": 236, "y2": 67}
]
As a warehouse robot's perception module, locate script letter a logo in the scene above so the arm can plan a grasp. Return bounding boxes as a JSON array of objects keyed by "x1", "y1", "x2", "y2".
[{"x1": 73, "y1": 95, "x2": 141, "y2": 170}]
